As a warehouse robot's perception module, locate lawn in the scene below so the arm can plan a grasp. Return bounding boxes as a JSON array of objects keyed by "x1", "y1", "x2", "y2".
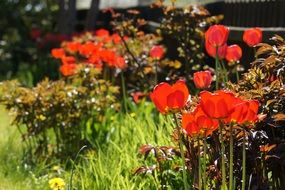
[{"x1": 0, "y1": 104, "x2": 179, "y2": 190}]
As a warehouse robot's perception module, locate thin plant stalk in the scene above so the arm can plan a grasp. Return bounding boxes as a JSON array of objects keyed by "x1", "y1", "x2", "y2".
[
  {"x1": 203, "y1": 137, "x2": 207, "y2": 190},
  {"x1": 68, "y1": 145, "x2": 88, "y2": 190},
  {"x1": 253, "y1": 47, "x2": 257, "y2": 59},
  {"x1": 198, "y1": 139, "x2": 202, "y2": 190},
  {"x1": 155, "y1": 60, "x2": 158, "y2": 85},
  {"x1": 173, "y1": 113, "x2": 189, "y2": 190},
  {"x1": 235, "y1": 67, "x2": 240, "y2": 82},
  {"x1": 220, "y1": 59, "x2": 228, "y2": 84},
  {"x1": 219, "y1": 121, "x2": 227, "y2": 190},
  {"x1": 242, "y1": 128, "x2": 246, "y2": 190},
  {"x1": 229, "y1": 124, "x2": 234, "y2": 190},
  {"x1": 120, "y1": 72, "x2": 128, "y2": 112},
  {"x1": 215, "y1": 48, "x2": 220, "y2": 90}
]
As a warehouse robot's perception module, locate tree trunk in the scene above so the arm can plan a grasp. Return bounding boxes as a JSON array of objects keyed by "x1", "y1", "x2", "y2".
[
  {"x1": 85, "y1": 0, "x2": 100, "y2": 30},
  {"x1": 67, "y1": 0, "x2": 76, "y2": 35},
  {"x1": 57, "y1": 0, "x2": 77, "y2": 35},
  {"x1": 57, "y1": 0, "x2": 66, "y2": 34}
]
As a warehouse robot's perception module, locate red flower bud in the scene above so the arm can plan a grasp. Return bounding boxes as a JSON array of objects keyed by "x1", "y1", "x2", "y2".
[
  {"x1": 61, "y1": 56, "x2": 76, "y2": 65},
  {"x1": 243, "y1": 28, "x2": 262, "y2": 47},
  {"x1": 193, "y1": 71, "x2": 212, "y2": 89},
  {"x1": 51, "y1": 48, "x2": 65, "y2": 59},
  {"x1": 225, "y1": 44, "x2": 242, "y2": 62},
  {"x1": 205, "y1": 41, "x2": 227, "y2": 59},
  {"x1": 60, "y1": 63, "x2": 76, "y2": 76},
  {"x1": 95, "y1": 29, "x2": 110, "y2": 37},
  {"x1": 205, "y1": 25, "x2": 229, "y2": 47},
  {"x1": 150, "y1": 45, "x2": 165, "y2": 60},
  {"x1": 65, "y1": 42, "x2": 81, "y2": 53}
]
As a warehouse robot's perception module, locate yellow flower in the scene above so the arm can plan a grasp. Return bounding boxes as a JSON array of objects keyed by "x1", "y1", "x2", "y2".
[{"x1": 49, "y1": 177, "x2": 65, "y2": 190}]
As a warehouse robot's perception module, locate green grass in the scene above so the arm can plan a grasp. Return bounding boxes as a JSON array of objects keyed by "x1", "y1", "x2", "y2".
[
  {"x1": 0, "y1": 102, "x2": 182, "y2": 190},
  {"x1": 0, "y1": 107, "x2": 34, "y2": 190}
]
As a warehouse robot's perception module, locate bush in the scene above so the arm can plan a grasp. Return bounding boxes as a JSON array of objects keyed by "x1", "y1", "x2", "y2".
[{"x1": 0, "y1": 65, "x2": 120, "y2": 163}]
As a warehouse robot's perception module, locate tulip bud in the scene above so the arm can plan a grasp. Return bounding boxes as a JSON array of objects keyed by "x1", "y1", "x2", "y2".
[{"x1": 193, "y1": 71, "x2": 212, "y2": 89}]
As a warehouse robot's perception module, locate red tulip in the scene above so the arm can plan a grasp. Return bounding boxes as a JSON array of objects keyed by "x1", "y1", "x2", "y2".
[
  {"x1": 79, "y1": 42, "x2": 101, "y2": 57},
  {"x1": 205, "y1": 41, "x2": 227, "y2": 59},
  {"x1": 182, "y1": 113, "x2": 200, "y2": 136},
  {"x1": 225, "y1": 44, "x2": 242, "y2": 62},
  {"x1": 61, "y1": 56, "x2": 76, "y2": 65},
  {"x1": 243, "y1": 28, "x2": 262, "y2": 47},
  {"x1": 200, "y1": 90, "x2": 239, "y2": 119},
  {"x1": 150, "y1": 45, "x2": 165, "y2": 60},
  {"x1": 193, "y1": 71, "x2": 212, "y2": 89},
  {"x1": 150, "y1": 80, "x2": 189, "y2": 114},
  {"x1": 205, "y1": 25, "x2": 229, "y2": 47},
  {"x1": 115, "y1": 56, "x2": 127, "y2": 69},
  {"x1": 65, "y1": 42, "x2": 81, "y2": 53},
  {"x1": 228, "y1": 99, "x2": 259, "y2": 124},
  {"x1": 51, "y1": 48, "x2": 65, "y2": 59},
  {"x1": 95, "y1": 29, "x2": 110, "y2": 37},
  {"x1": 243, "y1": 100, "x2": 259, "y2": 123},
  {"x1": 194, "y1": 105, "x2": 219, "y2": 131},
  {"x1": 87, "y1": 54, "x2": 103, "y2": 69},
  {"x1": 60, "y1": 63, "x2": 76, "y2": 76},
  {"x1": 182, "y1": 105, "x2": 218, "y2": 137}
]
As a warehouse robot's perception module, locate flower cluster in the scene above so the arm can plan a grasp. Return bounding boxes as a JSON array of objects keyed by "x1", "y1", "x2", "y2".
[
  {"x1": 205, "y1": 25, "x2": 262, "y2": 63},
  {"x1": 205, "y1": 25, "x2": 243, "y2": 62},
  {"x1": 150, "y1": 80, "x2": 259, "y2": 137},
  {"x1": 51, "y1": 29, "x2": 127, "y2": 76},
  {"x1": 183, "y1": 90, "x2": 259, "y2": 137}
]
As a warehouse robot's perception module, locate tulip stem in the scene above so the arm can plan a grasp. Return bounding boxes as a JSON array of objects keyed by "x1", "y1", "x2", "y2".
[
  {"x1": 235, "y1": 66, "x2": 240, "y2": 83},
  {"x1": 219, "y1": 121, "x2": 227, "y2": 190},
  {"x1": 198, "y1": 139, "x2": 202, "y2": 190},
  {"x1": 215, "y1": 52, "x2": 219, "y2": 90},
  {"x1": 229, "y1": 124, "x2": 234, "y2": 190},
  {"x1": 220, "y1": 60, "x2": 228, "y2": 84},
  {"x1": 242, "y1": 128, "x2": 246, "y2": 190},
  {"x1": 253, "y1": 47, "x2": 257, "y2": 60},
  {"x1": 203, "y1": 137, "x2": 207, "y2": 190},
  {"x1": 173, "y1": 113, "x2": 189, "y2": 190}
]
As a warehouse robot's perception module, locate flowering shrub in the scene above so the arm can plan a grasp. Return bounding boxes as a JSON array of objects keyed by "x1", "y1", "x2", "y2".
[
  {"x1": 135, "y1": 23, "x2": 285, "y2": 189},
  {"x1": 51, "y1": 28, "x2": 171, "y2": 97},
  {"x1": 51, "y1": 29, "x2": 127, "y2": 76},
  {"x1": 0, "y1": 65, "x2": 119, "y2": 162},
  {"x1": 138, "y1": 81, "x2": 260, "y2": 189}
]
